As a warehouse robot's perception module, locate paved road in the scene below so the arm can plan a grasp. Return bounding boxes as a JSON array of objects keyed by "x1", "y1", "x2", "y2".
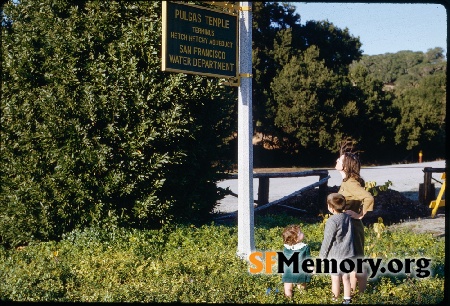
[{"x1": 215, "y1": 160, "x2": 446, "y2": 213}]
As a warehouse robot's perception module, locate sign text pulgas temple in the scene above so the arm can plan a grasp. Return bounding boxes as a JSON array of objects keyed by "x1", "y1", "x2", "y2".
[{"x1": 162, "y1": 1, "x2": 238, "y2": 78}]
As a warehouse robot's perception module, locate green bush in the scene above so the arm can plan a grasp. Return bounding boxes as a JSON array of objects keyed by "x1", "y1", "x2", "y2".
[
  {"x1": 0, "y1": 216, "x2": 444, "y2": 303},
  {"x1": 1, "y1": 0, "x2": 235, "y2": 246}
]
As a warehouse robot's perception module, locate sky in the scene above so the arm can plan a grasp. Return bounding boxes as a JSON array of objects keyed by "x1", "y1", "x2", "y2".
[{"x1": 294, "y1": 2, "x2": 447, "y2": 56}]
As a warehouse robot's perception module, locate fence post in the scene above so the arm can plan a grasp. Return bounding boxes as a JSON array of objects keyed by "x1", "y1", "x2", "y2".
[
  {"x1": 319, "y1": 171, "x2": 328, "y2": 210},
  {"x1": 419, "y1": 167, "x2": 434, "y2": 205},
  {"x1": 257, "y1": 177, "x2": 270, "y2": 205}
]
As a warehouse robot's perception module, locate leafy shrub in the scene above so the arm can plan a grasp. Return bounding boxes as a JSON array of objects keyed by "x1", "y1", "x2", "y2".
[
  {"x1": 1, "y1": 1, "x2": 235, "y2": 247},
  {"x1": 365, "y1": 180, "x2": 393, "y2": 196},
  {"x1": 0, "y1": 217, "x2": 444, "y2": 303}
]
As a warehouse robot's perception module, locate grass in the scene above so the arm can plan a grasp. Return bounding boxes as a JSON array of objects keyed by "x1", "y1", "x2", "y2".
[{"x1": 0, "y1": 213, "x2": 445, "y2": 303}]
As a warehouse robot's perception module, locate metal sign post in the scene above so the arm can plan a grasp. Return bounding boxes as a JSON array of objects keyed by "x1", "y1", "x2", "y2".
[{"x1": 236, "y1": 1, "x2": 255, "y2": 259}]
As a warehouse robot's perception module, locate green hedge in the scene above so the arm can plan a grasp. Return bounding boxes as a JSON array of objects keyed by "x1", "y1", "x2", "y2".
[{"x1": 1, "y1": 1, "x2": 235, "y2": 247}]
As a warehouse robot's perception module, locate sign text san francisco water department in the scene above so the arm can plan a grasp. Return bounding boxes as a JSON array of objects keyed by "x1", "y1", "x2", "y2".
[{"x1": 162, "y1": 1, "x2": 238, "y2": 78}]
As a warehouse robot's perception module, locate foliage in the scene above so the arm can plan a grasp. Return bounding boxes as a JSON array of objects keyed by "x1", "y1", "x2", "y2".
[
  {"x1": 0, "y1": 0, "x2": 235, "y2": 247},
  {"x1": 270, "y1": 45, "x2": 398, "y2": 157},
  {"x1": 252, "y1": 3, "x2": 445, "y2": 164},
  {"x1": 352, "y1": 48, "x2": 446, "y2": 158},
  {"x1": 0, "y1": 0, "x2": 446, "y2": 248},
  {"x1": 271, "y1": 45, "x2": 343, "y2": 151},
  {"x1": 371, "y1": 217, "x2": 386, "y2": 239},
  {"x1": 365, "y1": 180, "x2": 393, "y2": 196},
  {"x1": 252, "y1": 3, "x2": 364, "y2": 150},
  {"x1": 354, "y1": 48, "x2": 446, "y2": 85},
  {"x1": 346, "y1": 64, "x2": 400, "y2": 162},
  {"x1": 0, "y1": 218, "x2": 444, "y2": 303},
  {"x1": 296, "y1": 20, "x2": 363, "y2": 74},
  {"x1": 393, "y1": 72, "x2": 446, "y2": 151},
  {"x1": 251, "y1": 2, "x2": 302, "y2": 142}
]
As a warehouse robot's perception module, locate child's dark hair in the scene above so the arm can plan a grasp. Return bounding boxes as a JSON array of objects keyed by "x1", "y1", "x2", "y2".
[
  {"x1": 282, "y1": 224, "x2": 302, "y2": 245},
  {"x1": 327, "y1": 193, "x2": 346, "y2": 213}
]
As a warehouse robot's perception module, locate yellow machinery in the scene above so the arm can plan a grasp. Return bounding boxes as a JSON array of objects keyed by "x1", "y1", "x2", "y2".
[{"x1": 429, "y1": 173, "x2": 445, "y2": 218}]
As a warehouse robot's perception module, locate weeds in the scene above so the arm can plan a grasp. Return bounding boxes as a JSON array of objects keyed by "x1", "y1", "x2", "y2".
[{"x1": 0, "y1": 214, "x2": 445, "y2": 303}]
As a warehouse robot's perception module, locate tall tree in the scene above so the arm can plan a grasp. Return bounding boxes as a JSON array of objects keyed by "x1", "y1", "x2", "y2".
[
  {"x1": 252, "y1": 2, "x2": 300, "y2": 140},
  {"x1": 270, "y1": 46, "x2": 348, "y2": 151},
  {"x1": 252, "y1": 3, "x2": 364, "y2": 156},
  {"x1": 347, "y1": 63, "x2": 399, "y2": 162},
  {"x1": 353, "y1": 47, "x2": 446, "y2": 160},
  {"x1": 294, "y1": 20, "x2": 363, "y2": 74},
  {"x1": 393, "y1": 73, "x2": 446, "y2": 152},
  {"x1": 270, "y1": 45, "x2": 400, "y2": 163}
]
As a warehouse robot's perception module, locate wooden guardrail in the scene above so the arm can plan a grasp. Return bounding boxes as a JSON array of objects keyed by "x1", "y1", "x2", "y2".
[
  {"x1": 420, "y1": 167, "x2": 446, "y2": 205},
  {"x1": 225, "y1": 169, "x2": 329, "y2": 205},
  {"x1": 215, "y1": 170, "x2": 330, "y2": 219}
]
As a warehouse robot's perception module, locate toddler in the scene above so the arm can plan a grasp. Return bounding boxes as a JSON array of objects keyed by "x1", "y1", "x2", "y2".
[{"x1": 281, "y1": 224, "x2": 312, "y2": 298}]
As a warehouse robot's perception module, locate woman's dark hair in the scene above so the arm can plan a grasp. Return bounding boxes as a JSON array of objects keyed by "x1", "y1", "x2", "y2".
[
  {"x1": 339, "y1": 138, "x2": 365, "y2": 186},
  {"x1": 342, "y1": 152, "x2": 365, "y2": 186}
]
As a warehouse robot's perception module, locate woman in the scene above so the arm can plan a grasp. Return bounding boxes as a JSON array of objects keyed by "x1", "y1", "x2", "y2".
[{"x1": 335, "y1": 152, "x2": 374, "y2": 295}]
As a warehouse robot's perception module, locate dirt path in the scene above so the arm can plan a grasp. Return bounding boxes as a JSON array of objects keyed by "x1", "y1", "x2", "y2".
[{"x1": 387, "y1": 214, "x2": 446, "y2": 238}]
